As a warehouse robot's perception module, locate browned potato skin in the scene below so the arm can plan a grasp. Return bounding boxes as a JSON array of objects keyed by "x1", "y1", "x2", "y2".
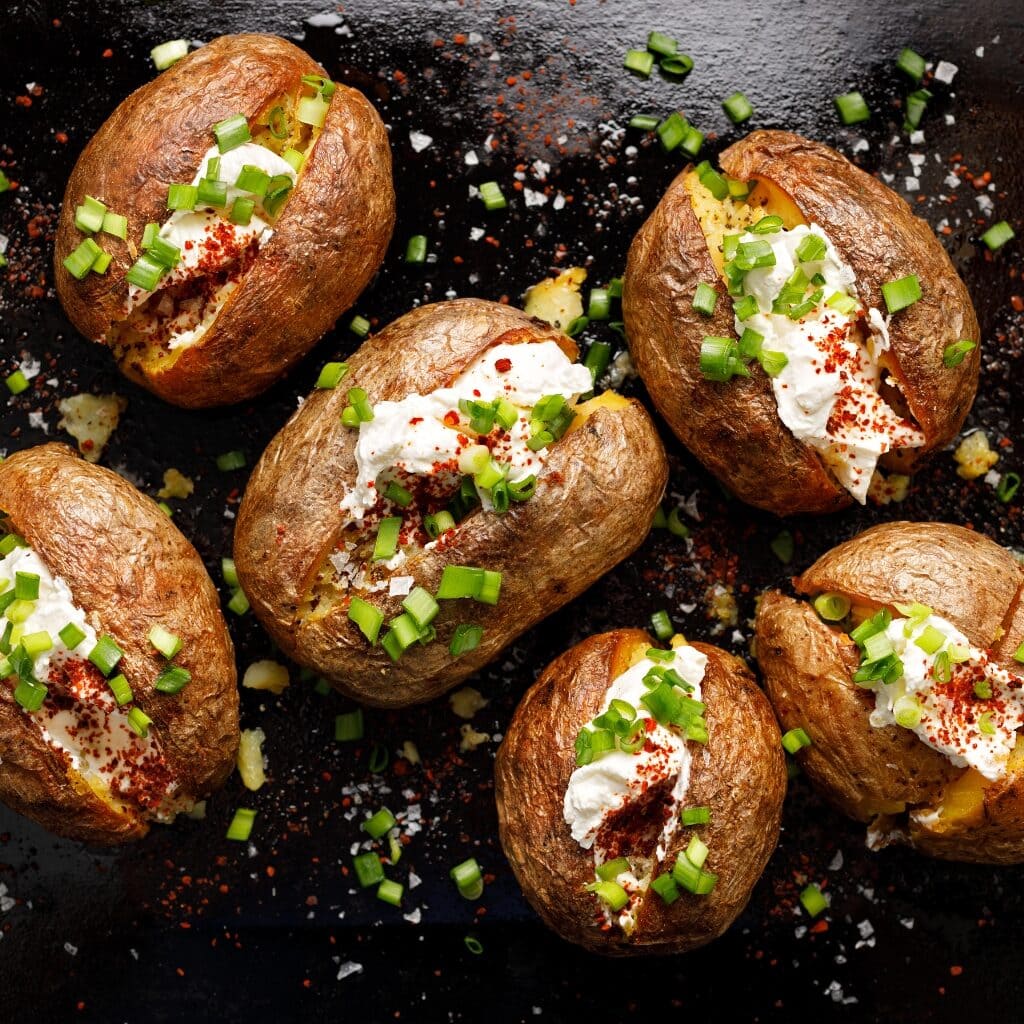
[
  {"x1": 54, "y1": 34, "x2": 395, "y2": 408},
  {"x1": 623, "y1": 130, "x2": 979, "y2": 516},
  {"x1": 234, "y1": 300, "x2": 669, "y2": 709},
  {"x1": 0, "y1": 444, "x2": 239, "y2": 844},
  {"x1": 756, "y1": 521, "x2": 1024, "y2": 863},
  {"x1": 495, "y1": 630, "x2": 786, "y2": 955}
]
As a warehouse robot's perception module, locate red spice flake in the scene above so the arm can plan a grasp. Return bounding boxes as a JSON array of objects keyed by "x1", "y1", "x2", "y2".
[
  {"x1": 55, "y1": 131, "x2": 68, "y2": 145},
  {"x1": 950, "y1": 965, "x2": 964, "y2": 977},
  {"x1": 494, "y1": 357, "x2": 512, "y2": 373},
  {"x1": 14, "y1": 96, "x2": 32, "y2": 108},
  {"x1": 453, "y1": 32, "x2": 468, "y2": 45},
  {"x1": 101, "y1": 48, "x2": 113, "y2": 58}
]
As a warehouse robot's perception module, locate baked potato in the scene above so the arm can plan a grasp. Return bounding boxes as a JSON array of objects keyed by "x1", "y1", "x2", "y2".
[
  {"x1": 0, "y1": 443, "x2": 238, "y2": 844},
  {"x1": 495, "y1": 629, "x2": 786, "y2": 955},
  {"x1": 623, "y1": 130, "x2": 979, "y2": 516},
  {"x1": 234, "y1": 299, "x2": 668, "y2": 708},
  {"x1": 756, "y1": 521, "x2": 1024, "y2": 863},
  {"x1": 55, "y1": 33, "x2": 394, "y2": 408}
]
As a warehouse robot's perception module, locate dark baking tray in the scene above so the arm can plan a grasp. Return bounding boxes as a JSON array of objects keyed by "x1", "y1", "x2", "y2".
[{"x1": 0, "y1": 1, "x2": 1022, "y2": 1021}]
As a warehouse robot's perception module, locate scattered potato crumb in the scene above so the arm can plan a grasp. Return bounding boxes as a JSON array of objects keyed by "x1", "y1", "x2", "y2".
[
  {"x1": 57, "y1": 393, "x2": 127, "y2": 463},
  {"x1": 707, "y1": 582, "x2": 739, "y2": 627},
  {"x1": 186, "y1": 800, "x2": 207, "y2": 820},
  {"x1": 459, "y1": 723, "x2": 490, "y2": 752},
  {"x1": 242, "y1": 659, "x2": 290, "y2": 695},
  {"x1": 868, "y1": 471, "x2": 910, "y2": 504},
  {"x1": 523, "y1": 267, "x2": 586, "y2": 328},
  {"x1": 157, "y1": 468, "x2": 194, "y2": 500},
  {"x1": 237, "y1": 728, "x2": 267, "y2": 791},
  {"x1": 954, "y1": 430, "x2": 999, "y2": 480},
  {"x1": 669, "y1": 633, "x2": 688, "y2": 648},
  {"x1": 449, "y1": 686, "x2": 489, "y2": 719},
  {"x1": 400, "y1": 740, "x2": 421, "y2": 765}
]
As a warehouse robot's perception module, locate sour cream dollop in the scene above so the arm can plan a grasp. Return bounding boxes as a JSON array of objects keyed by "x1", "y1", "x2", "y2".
[
  {"x1": 733, "y1": 223, "x2": 925, "y2": 502},
  {"x1": 340, "y1": 340, "x2": 593, "y2": 520}
]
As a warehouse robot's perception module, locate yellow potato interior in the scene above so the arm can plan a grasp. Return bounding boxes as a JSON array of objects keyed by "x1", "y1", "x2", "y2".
[
  {"x1": 568, "y1": 391, "x2": 630, "y2": 433},
  {"x1": 683, "y1": 171, "x2": 806, "y2": 276},
  {"x1": 932, "y1": 735, "x2": 1024, "y2": 827}
]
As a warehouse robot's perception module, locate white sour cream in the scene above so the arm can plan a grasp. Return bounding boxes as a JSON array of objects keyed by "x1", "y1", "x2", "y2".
[
  {"x1": 733, "y1": 223, "x2": 925, "y2": 502},
  {"x1": 340, "y1": 341, "x2": 593, "y2": 520},
  {"x1": 868, "y1": 612, "x2": 1024, "y2": 780}
]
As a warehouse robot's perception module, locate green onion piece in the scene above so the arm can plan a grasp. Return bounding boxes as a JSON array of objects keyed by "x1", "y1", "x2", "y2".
[
  {"x1": 696, "y1": 160, "x2": 729, "y2": 200},
  {"x1": 893, "y1": 694, "x2": 923, "y2": 729},
  {"x1": 979, "y1": 711, "x2": 996, "y2": 735},
  {"x1": 265, "y1": 105, "x2": 290, "y2": 140},
  {"x1": 376, "y1": 879, "x2": 403, "y2": 907},
  {"x1": 362, "y1": 806, "x2": 396, "y2": 839},
  {"x1": 722, "y1": 91, "x2": 754, "y2": 124},
  {"x1": 106, "y1": 672, "x2": 133, "y2": 705},
  {"x1": 896, "y1": 47, "x2": 927, "y2": 83},
  {"x1": 735, "y1": 239, "x2": 777, "y2": 270},
  {"x1": 226, "y1": 587, "x2": 249, "y2": 616},
  {"x1": 692, "y1": 282, "x2": 718, "y2": 317},
  {"x1": 799, "y1": 883, "x2": 828, "y2": 917},
  {"x1": 681, "y1": 805, "x2": 711, "y2": 826},
  {"x1": 14, "y1": 571, "x2": 39, "y2": 601},
  {"x1": 479, "y1": 181, "x2": 507, "y2": 211},
  {"x1": 826, "y1": 291, "x2": 859, "y2": 315},
  {"x1": 0, "y1": 534, "x2": 26, "y2": 555},
  {"x1": 347, "y1": 387, "x2": 374, "y2": 422},
  {"x1": 147, "y1": 624, "x2": 182, "y2": 659},
  {"x1": 685, "y1": 833, "x2": 709, "y2": 868},
  {"x1": 932, "y1": 650, "x2": 952, "y2": 684},
  {"x1": 981, "y1": 221, "x2": 1015, "y2": 252},
  {"x1": 595, "y1": 857, "x2": 630, "y2": 882},
  {"x1": 315, "y1": 361, "x2": 349, "y2": 389},
  {"x1": 494, "y1": 398, "x2": 518, "y2": 430},
  {"x1": 372, "y1": 517, "x2": 402, "y2": 561},
  {"x1": 341, "y1": 406, "x2": 360, "y2": 428},
  {"x1": 973, "y1": 676, "x2": 992, "y2": 700},
  {"x1": 20, "y1": 630, "x2": 52, "y2": 658},
  {"x1": 4, "y1": 370, "x2": 28, "y2": 396},
  {"x1": 881, "y1": 274, "x2": 922, "y2": 313},
  {"x1": 405, "y1": 235, "x2": 428, "y2": 263},
  {"x1": 655, "y1": 112, "x2": 688, "y2": 153},
  {"x1": 215, "y1": 450, "x2": 246, "y2": 471},
  {"x1": 381, "y1": 480, "x2": 412, "y2": 508},
  {"x1": 813, "y1": 593, "x2": 851, "y2": 622},
  {"x1": 997, "y1": 472, "x2": 1021, "y2": 504},
  {"x1": 581, "y1": 342, "x2": 612, "y2": 386},
  {"x1": 623, "y1": 48, "x2": 655, "y2": 77},
  {"x1": 234, "y1": 164, "x2": 270, "y2": 196},
  {"x1": 91, "y1": 251, "x2": 112, "y2": 275},
  {"x1": 450, "y1": 623, "x2": 483, "y2": 657},
  {"x1": 154, "y1": 664, "x2": 191, "y2": 694},
  {"x1": 353, "y1": 851, "x2": 384, "y2": 888},
  {"x1": 89, "y1": 634, "x2": 123, "y2": 677},
  {"x1": 732, "y1": 295, "x2": 758, "y2": 322},
  {"x1": 424, "y1": 510, "x2": 456, "y2": 538},
  {"x1": 666, "y1": 507, "x2": 689, "y2": 539},
  {"x1": 758, "y1": 350, "x2": 789, "y2": 377},
  {"x1": 367, "y1": 743, "x2": 388, "y2": 773},
  {"x1": 226, "y1": 807, "x2": 256, "y2": 842},
  {"x1": 166, "y1": 183, "x2": 198, "y2": 211},
  {"x1": 588, "y1": 287, "x2": 611, "y2": 321},
  {"x1": 565, "y1": 314, "x2": 589, "y2": 337},
  {"x1": 587, "y1": 879, "x2": 629, "y2": 911},
  {"x1": 204, "y1": 156, "x2": 221, "y2": 182},
  {"x1": 914, "y1": 624, "x2": 946, "y2": 655},
  {"x1": 699, "y1": 336, "x2": 748, "y2": 382},
  {"x1": 6, "y1": 598, "x2": 34, "y2": 623},
  {"x1": 436, "y1": 565, "x2": 484, "y2": 600},
  {"x1": 478, "y1": 570, "x2": 502, "y2": 606},
  {"x1": 0, "y1": 171, "x2": 9, "y2": 194},
  {"x1": 282, "y1": 147, "x2": 305, "y2": 173},
  {"x1": 301, "y1": 74, "x2": 337, "y2": 98},
  {"x1": 628, "y1": 114, "x2": 659, "y2": 131},
  {"x1": 100, "y1": 211, "x2": 128, "y2": 240},
  {"x1": 671, "y1": 852, "x2": 718, "y2": 895},
  {"x1": 450, "y1": 857, "x2": 484, "y2": 899},
  {"x1": 213, "y1": 113, "x2": 251, "y2": 153},
  {"x1": 126, "y1": 706, "x2": 153, "y2": 738},
  {"x1": 125, "y1": 252, "x2": 166, "y2": 291},
  {"x1": 348, "y1": 596, "x2": 384, "y2": 644},
  {"x1": 904, "y1": 87, "x2": 932, "y2": 130},
  {"x1": 679, "y1": 125, "x2": 704, "y2": 158},
  {"x1": 651, "y1": 873, "x2": 680, "y2": 905},
  {"x1": 771, "y1": 529, "x2": 794, "y2": 564},
  {"x1": 262, "y1": 174, "x2": 293, "y2": 217},
  {"x1": 13, "y1": 678, "x2": 46, "y2": 712},
  {"x1": 296, "y1": 95, "x2": 328, "y2": 129},
  {"x1": 380, "y1": 629, "x2": 404, "y2": 664},
  {"x1": 507, "y1": 475, "x2": 536, "y2": 502},
  {"x1": 650, "y1": 609, "x2": 673, "y2": 640},
  {"x1": 834, "y1": 91, "x2": 870, "y2": 125},
  {"x1": 196, "y1": 177, "x2": 227, "y2": 208},
  {"x1": 748, "y1": 215, "x2": 782, "y2": 236},
  {"x1": 795, "y1": 233, "x2": 827, "y2": 263},
  {"x1": 646, "y1": 30, "x2": 677, "y2": 56},
  {"x1": 74, "y1": 195, "x2": 107, "y2": 234},
  {"x1": 58, "y1": 622, "x2": 87, "y2": 650},
  {"x1": 402, "y1": 587, "x2": 439, "y2": 630},
  {"x1": 942, "y1": 339, "x2": 976, "y2": 368},
  {"x1": 334, "y1": 708, "x2": 364, "y2": 741},
  {"x1": 140, "y1": 222, "x2": 159, "y2": 250},
  {"x1": 63, "y1": 238, "x2": 103, "y2": 280},
  {"x1": 146, "y1": 235, "x2": 181, "y2": 269},
  {"x1": 151, "y1": 39, "x2": 189, "y2": 70},
  {"x1": 350, "y1": 315, "x2": 371, "y2": 337},
  {"x1": 781, "y1": 727, "x2": 812, "y2": 754},
  {"x1": 218, "y1": 558, "x2": 238, "y2": 589},
  {"x1": 660, "y1": 53, "x2": 694, "y2": 77}
]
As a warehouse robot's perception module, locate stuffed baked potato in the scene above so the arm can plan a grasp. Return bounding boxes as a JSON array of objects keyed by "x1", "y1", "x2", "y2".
[
  {"x1": 234, "y1": 299, "x2": 668, "y2": 708},
  {"x1": 55, "y1": 33, "x2": 394, "y2": 408},
  {"x1": 757, "y1": 521, "x2": 1024, "y2": 863},
  {"x1": 0, "y1": 444, "x2": 238, "y2": 844},
  {"x1": 495, "y1": 629, "x2": 786, "y2": 954},
  {"x1": 623, "y1": 130, "x2": 979, "y2": 516}
]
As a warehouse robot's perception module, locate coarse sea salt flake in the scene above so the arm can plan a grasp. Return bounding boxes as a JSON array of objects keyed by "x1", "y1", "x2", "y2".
[{"x1": 409, "y1": 130, "x2": 433, "y2": 152}]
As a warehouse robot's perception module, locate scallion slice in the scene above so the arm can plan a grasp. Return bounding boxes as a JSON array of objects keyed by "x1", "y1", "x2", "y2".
[
  {"x1": 588, "y1": 287, "x2": 611, "y2": 320},
  {"x1": 347, "y1": 387, "x2": 374, "y2": 422},
  {"x1": 227, "y1": 588, "x2": 249, "y2": 615},
  {"x1": 148, "y1": 624, "x2": 182, "y2": 659},
  {"x1": 479, "y1": 181, "x2": 507, "y2": 211},
  {"x1": 623, "y1": 49, "x2": 655, "y2": 77},
  {"x1": 692, "y1": 282, "x2": 718, "y2": 317},
  {"x1": 403, "y1": 587, "x2": 439, "y2": 629},
  {"x1": 650, "y1": 609, "x2": 673, "y2": 640},
  {"x1": 660, "y1": 53, "x2": 694, "y2": 77},
  {"x1": 450, "y1": 857, "x2": 484, "y2": 899},
  {"x1": 781, "y1": 727, "x2": 812, "y2": 754},
  {"x1": 353, "y1": 851, "x2": 384, "y2": 887},
  {"x1": 89, "y1": 633, "x2": 123, "y2": 677},
  {"x1": 151, "y1": 39, "x2": 188, "y2": 70},
  {"x1": 226, "y1": 807, "x2": 256, "y2": 842},
  {"x1": 372, "y1": 517, "x2": 402, "y2": 561},
  {"x1": 655, "y1": 112, "x2": 688, "y2": 153},
  {"x1": 362, "y1": 806, "x2": 396, "y2": 839},
  {"x1": 166, "y1": 183, "x2": 198, "y2": 211},
  {"x1": 58, "y1": 622, "x2": 87, "y2": 650},
  {"x1": 799, "y1": 883, "x2": 828, "y2": 917},
  {"x1": 722, "y1": 91, "x2": 753, "y2": 124},
  {"x1": 981, "y1": 221, "x2": 1015, "y2": 252},
  {"x1": 235, "y1": 164, "x2": 270, "y2": 196},
  {"x1": 125, "y1": 252, "x2": 167, "y2": 291},
  {"x1": 197, "y1": 177, "x2": 227, "y2": 208},
  {"x1": 405, "y1": 234, "x2": 428, "y2": 263},
  {"x1": 126, "y1": 706, "x2": 153, "y2": 738},
  {"x1": 834, "y1": 91, "x2": 870, "y2": 125},
  {"x1": 63, "y1": 238, "x2": 103, "y2": 280},
  {"x1": 297, "y1": 95, "x2": 329, "y2": 129},
  {"x1": 450, "y1": 623, "x2": 483, "y2": 657},
  {"x1": 215, "y1": 450, "x2": 246, "y2": 471},
  {"x1": 212, "y1": 113, "x2": 251, "y2": 153},
  {"x1": 681, "y1": 806, "x2": 711, "y2": 826},
  {"x1": 335, "y1": 708, "x2": 364, "y2": 741},
  {"x1": 942, "y1": 339, "x2": 976, "y2": 368},
  {"x1": 315, "y1": 361, "x2": 349, "y2": 389},
  {"x1": 997, "y1": 472, "x2": 1021, "y2": 504},
  {"x1": 628, "y1": 114, "x2": 659, "y2": 131},
  {"x1": 383, "y1": 480, "x2": 413, "y2": 508},
  {"x1": 813, "y1": 593, "x2": 851, "y2": 622},
  {"x1": 377, "y1": 879, "x2": 403, "y2": 907},
  {"x1": 881, "y1": 274, "x2": 922, "y2": 313},
  {"x1": 348, "y1": 596, "x2": 384, "y2": 644},
  {"x1": 896, "y1": 47, "x2": 926, "y2": 83},
  {"x1": 106, "y1": 672, "x2": 133, "y2": 705},
  {"x1": 651, "y1": 873, "x2": 680, "y2": 905},
  {"x1": 100, "y1": 211, "x2": 128, "y2": 240}
]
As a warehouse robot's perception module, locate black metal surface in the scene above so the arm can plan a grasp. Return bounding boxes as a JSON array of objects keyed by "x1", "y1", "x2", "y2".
[{"x1": 0, "y1": 1, "x2": 1022, "y2": 1021}]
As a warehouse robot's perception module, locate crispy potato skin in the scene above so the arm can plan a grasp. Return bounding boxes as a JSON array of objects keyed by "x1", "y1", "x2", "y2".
[
  {"x1": 0, "y1": 444, "x2": 239, "y2": 844},
  {"x1": 756, "y1": 521, "x2": 1024, "y2": 863},
  {"x1": 495, "y1": 630, "x2": 786, "y2": 955},
  {"x1": 54, "y1": 34, "x2": 395, "y2": 408},
  {"x1": 623, "y1": 130, "x2": 979, "y2": 516},
  {"x1": 234, "y1": 300, "x2": 669, "y2": 708}
]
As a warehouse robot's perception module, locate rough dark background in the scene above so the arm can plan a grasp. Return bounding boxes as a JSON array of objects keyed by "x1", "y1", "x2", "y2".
[{"x1": 0, "y1": 1, "x2": 1022, "y2": 1021}]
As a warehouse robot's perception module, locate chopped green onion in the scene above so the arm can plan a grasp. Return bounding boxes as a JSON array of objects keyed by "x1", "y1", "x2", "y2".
[
  {"x1": 403, "y1": 587, "x2": 439, "y2": 629},
  {"x1": 20, "y1": 630, "x2": 52, "y2": 658},
  {"x1": 89, "y1": 634, "x2": 123, "y2": 677},
  {"x1": 106, "y1": 672, "x2": 133, "y2": 705},
  {"x1": 826, "y1": 291, "x2": 858, "y2": 315},
  {"x1": 758, "y1": 350, "x2": 788, "y2": 377},
  {"x1": 595, "y1": 857, "x2": 630, "y2": 882},
  {"x1": 646, "y1": 30, "x2": 677, "y2": 56},
  {"x1": 0, "y1": 534, "x2": 26, "y2": 555},
  {"x1": 914, "y1": 624, "x2": 946, "y2": 655},
  {"x1": 904, "y1": 88, "x2": 932, "y2": 130},
  {"x1": 479, "y1": 181, "x2": 507, "y2": 211},
  {"x1": 350, "y1": 315, "x2": 371, "y2": 338},
  {"x1": 154, "y1": 664, "x2": 191, "y2": 694},
  {"x1": 262, "y1": 175, "x2": 293, "y2": 217},
  {"x1": 100, "y1": 211, "x2": 128, "y2": 240},
  {"x1": 933, "y1": 650, "x2": 952, "y2": 684},
  {"x1": 381, "y1": 480, "x2": 412, "y2": 508},
  {"x1": 584, "y1": 341, "x2": 612, "y2": 385},
  {"x1": 628, "y1": 114, "x2": 659, "y2": 131},
  {"x1": 315, "y1": 361, "x2": 349, "y2": 389},
  {"x1": 997, "y1": 472, "x2": 1021, "y2": 504},
  {"x1": 781, "y1": 727, "x2": 812, "y2": 754},
  {"x1": 197, "y1": 177, "x2": 227, "y2": 208},
  {"x1": 126, "y1": 706, "x2": 153, "y2": 738},
  {"x1": 63, "y1": 238, "x2": 103, "y2": 280},
  {"x1": 13, "y1": 678, "x2": 46, "y2": 712},
  {"x1": 166, "y1": 183, "x2": 198, "y2": 211},
  {"x1": 376, "y1": 879, "x2": 403, "y2": 907},
  {"x1": 623, "y1": 49, "x2": 655, "y2": 77},
  {"x1": 424, "y1": 510, "x2": 456, "y2": 538},
  {"x1": 671, "y1": 852, "x2": 718, "y2": 895},
  {"x1": 125, "y1": 252, "x2": 166, "y2": 291},
  {"x1": 799, "y1": 883, "x2": 828, "y2": 916},
  {"x1": 679, "y1": 125, "x2": 704, "y2": 158},
  {"x1": 372, "y1": 517, "x2": 402, "y2": 561},
  {"x1": 362, "y1": 806, "x2": 396, "y2": 839},
  {"x1": 226, "y1": 807, "x2": 256, "y2": 842},
  {"x1": 212, "y1": 113, "x2": 251, "y2": 153},
  {"x1": 666, "y1": 507, "x2": 689, "y2": 539},
  {"x1": 735, "y1": 239, "x2": 776, "y2": 270},
  {"x1": 692, "y1": 282, "x2": 718, "y2": 317},
  {"x1": 979, "y1": 711, "x2": 996, "y2": 735},
  {"x1": 301, "y1": 74, "x2": 337, "y2": 98},
  {"x1": 215, "y1": 450, "x2": 246, "y2": 472},
  {"x1": 650, "y1": 609, "x2": 673, "y2": 640},
  {"x1": 881, "y1": 274, "x2": 922, "y2": 313},
  {"x1": 227, "y1": 588, "x2": 249, "y2": 615},
  {"x1": 681, "y1": 806, "x2": 711, "y2": 826},
  {"x1": 353, "y1": 851, "x2": 384, "y2": 888},
  {"x1": 699, "y1": 336, "x2": 748, "y2": 382},
  {"x1": 436, "y1": 565, "x2": 484, "y2": 600},
  {"x1": 813, "y1": 593, "x2": 851, "y2": 622},
  {"x1": 588, "y1": 287, "x2": 611, "y2": 321},
  {"x1": 660, "y1": 53, "x2": 694, "y2": 77},
  {"x1": 348, "y1": 596, "x2": 384, "y2": 644},
  {"x1": 282, "y1": 147, "x2": 305, "y2": 173},
  {"x1": 981, "y1": 221, "x2": 1015, "y2": 252},
  {"x1": 335, "y1": 708, "x2": 364, "y2": 741},
  {"x1": 894, "y1": 694, "x2": 923, "y2": 728},
  {"x1": 141, "y1": 222, "x2": 159, "y2": 249},
  {"x1": 795, "y1": 233, "x2": 827, "y2": 263},
  {"x1": 722, "y1": 91, "x2": 754, "y2": 124},
  {"x1": 405, "y1": 235, "x2": 428, "y2": 263},
  {"x1": 655, "y1": 112, "x2": 688, "y2": 153},
  {"x1": 834, "y1": 91, "x2": 870, "y2": 125},
  {"x1": 973, "y1": 676, "x2": 992, "y2": 700},
  {"x1": 234, "y1": 164, "x2": 270, "y2": 196},
  {"x1": 147, "y1": 624, "x2": 182, "y2": 660},
  {"x1": 508, "y1": 475, "x2": 536, "y2": 502},
  {"x1": 896, "y1": 47, "x2": 927, "y2": 83},
  {"x1": 221, "y1": 557, "x2": 239, "y2": 588},
  {"x1": 650, "y1": 873, "x2": 680, "y2": 905},
  {"x1": 732, "y1": 295, "x2": 758, "y2": 321},
  {"x1": 151, "y1": 39, "x2": 189, "y2": 70},
  {"x1": 942, "y1": 339, "x2": 976, "y2": 368},
  {"x1": 695, "y1": 160, "x2": 729, "y2": 201},
  {"x1": 296, "y1": 95, "x2": 328, "y2": 129},
  {"x1": 450, "y1": 857, "x2": 484, "y2": 899},
  {"x1": 91, "y1": 251, "x2": 112, "y2": 275},
  {"x1": 74, "y1": 195, "x2": 107, "y2": 234},
  {"x1": 58, "y1": 622, "x2": 87, "y2": 650},
  {"x1": 587, "y1": 879, "x2": 629, "y2": 911},
  {"x1": 450, "y1": 623, "x2": 483, "y2": 657},
  {"x1": 685, "y1": 833, "x2": 709, "y2": 868},
  {"x1": 771, "y1": 529, "x2": 794, "y2": 564},
  {"x1": 146, "y1": 235, "x2": 181, "y2": 269},
  {"x1": 347, "y1": 387, "x2": 374, "y2": 422},
  {"x1": 14, "y1": 571, "x2": 39, "y2": 601}
]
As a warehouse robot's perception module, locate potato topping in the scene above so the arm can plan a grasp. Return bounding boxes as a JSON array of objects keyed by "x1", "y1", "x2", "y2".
[
  {"x1": 57, "y1": 393, "x2": 127, "y2": 463},
  {"x1": 449, "y1": 686, "x2": 489, "y2": 719},
  {"x1": 242, "y1": 659, "x2": 290, "y2": 695},
  {"x1": 523, "y1": 267, "x2": 586, "y2": 329},
  {"x1": 954, "y1": 430, "x2": 999, "y2": 480},
  {"x1": 157, "y1": 468, "x2": 195, "y2": 499},
  {"x1": 238, "y1": 728, "x2": 267, "y2": 791}
]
